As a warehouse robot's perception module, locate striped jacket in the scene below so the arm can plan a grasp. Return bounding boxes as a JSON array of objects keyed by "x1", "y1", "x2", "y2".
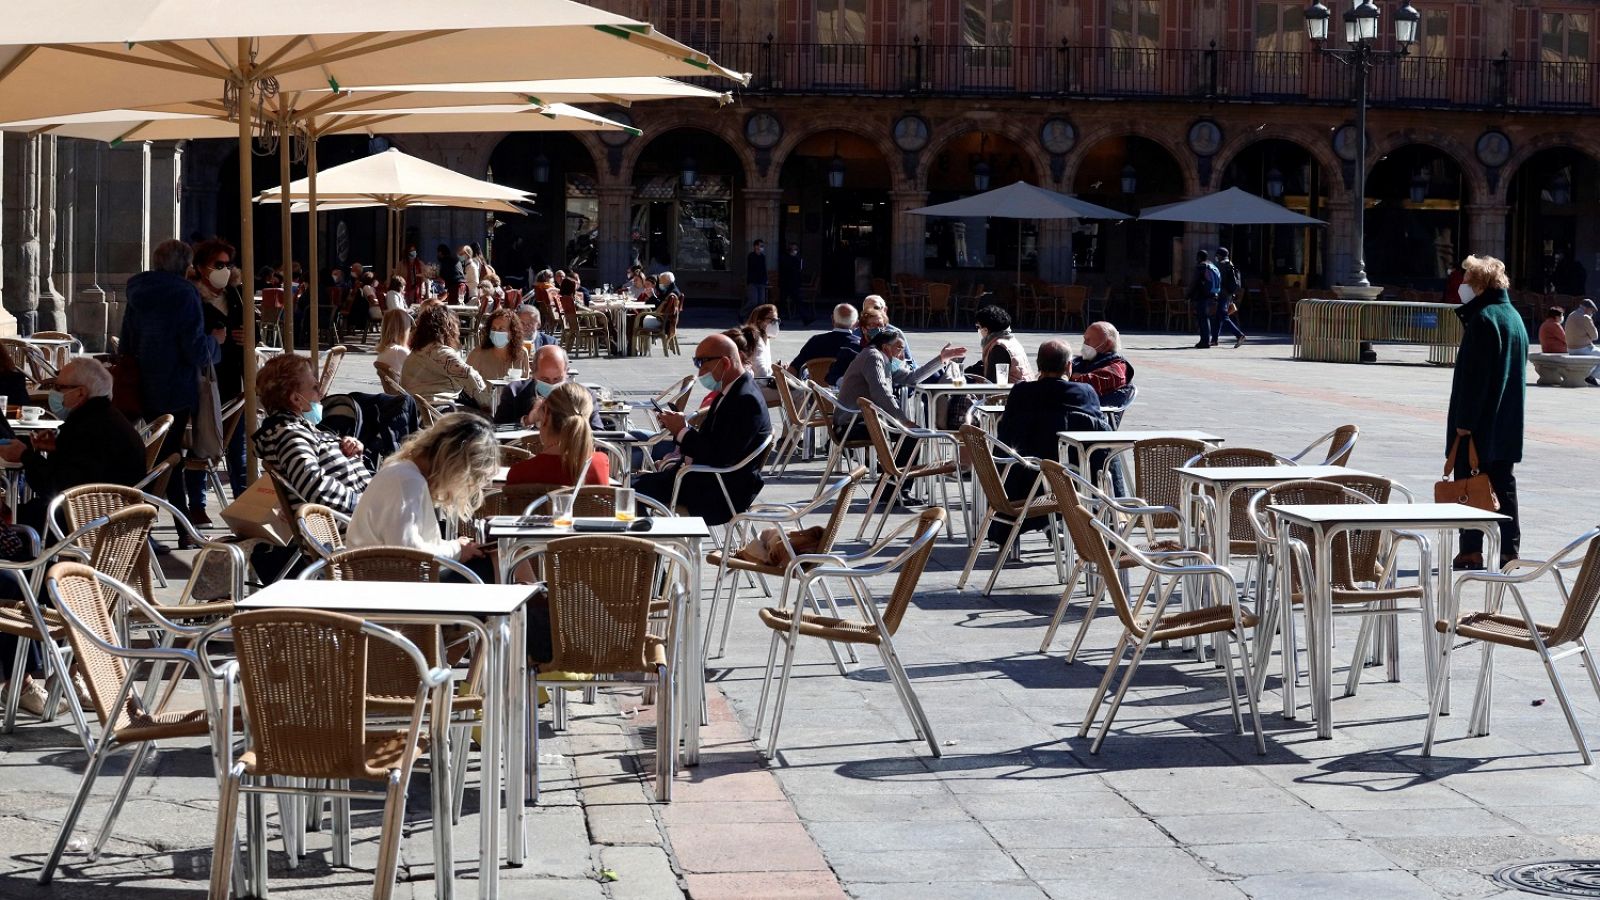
[{"x1": 252, "y1": 412, "x2": 372, "y2": 515}]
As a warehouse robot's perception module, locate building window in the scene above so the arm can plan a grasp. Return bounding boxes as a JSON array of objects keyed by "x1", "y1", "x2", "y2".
[
  {"x1": 564, "y1": 176, "x2": 599, "y2": 269},
  {"x1": 1541, "y1": 10, "x2": 1592, "y2": 92},
  {"x1": 817, "y1": 0, "x2": 867, "y2": 70},
  {"x1": 963, "y1": 0, "x2": 1015, "y2": 67},
  {"x1": 659, "y1": 0, "x2": 723, "y2": 49},
  {"x1": 1399, "y1": 8, "x2": 1450, "y2": 89},
  {"x1": 1110, "y1": 0, "x2": 1161, "y2": 73},
  {"x1": 1253, "y1": 2, "x2": 1306, "y2": 83},
  {"x1": 632, "y1": 175, "x2": 732, "y2": 273}
]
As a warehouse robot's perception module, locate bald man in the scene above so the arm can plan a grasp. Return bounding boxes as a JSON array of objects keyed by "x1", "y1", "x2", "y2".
[
  {"x1": 1070, "y1": 321, "x2": 1135, "y2": 402},
  {"x1": 492, "y1": 344, "x2": 601, "y2": 429},
  {"x1": 635, "y1": 333, "x2": 772, "y2": 524}
]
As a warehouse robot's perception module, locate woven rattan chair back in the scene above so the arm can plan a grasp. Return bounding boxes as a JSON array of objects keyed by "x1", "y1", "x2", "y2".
[
  {"x1": 317, "y1": 345, "x2": 347, "y2": 398},
  {"x1": 858, "y1": 401, "x2": 904, "y2": 480},
  {"x1": 230, "y1": 608, "x2": 374, "y2": 779},
  {"x1": 1550, "y1": 536, "x2": 1600, "y2": 645},
  {"x1": 297, "y1": 503, "x2": 346, "y2": 558},
  {"x1": 1132, "y1": 438, "x2": 1210, "y2": 530},
  {"x1": 140, "y1": 414, "x2": 174, "y2": 472},
  {"x1": 477, "y1": 482, "x2": 561, "y2": 518},
  {"x1": 1191, "y1": 447, "x2": 1284, "y2": 547},
  {"x1": 50, "y1": 562, "x2": 143, "y2": 733},
  {"x1": 1327, "y1": 425, "x2": 1360, "y2": 466},
  {"x1": 499, "y1": 445, "x2": 534, "y2": 465},
  {"x1": 323, "y1": 547, "x2": 444, "y2": 701},
  {"x1": 81, "y1": 505, "x2": 159, "y2": 592},
  {"x1": 543, "y1": 535, "x2": 660, "y2": 674},
  {"x1": 807, "y1": 382, "x2": 839, "y2": 418},
  {"x1": 1323, "y1": 474, "x2": 1393, "y2": 584},
  {"x1": 957, "y1": 424, "x2": 1018, "y2": 517},
  {"x1": 820, "y1": 466, "x2": 870, "y2": 552},
  {"x1": 1262, "y1": 480, "x2": 1367, "y2": 589},
  {"x1": 802, "y1": 357, "x2": 835, "y2": 386},
  {"x1": 774, "y1": 366, "x2": 807, "y2": 430},
  {"x1": 880, "y1": 508, "x2": 947, "y2": 635}
]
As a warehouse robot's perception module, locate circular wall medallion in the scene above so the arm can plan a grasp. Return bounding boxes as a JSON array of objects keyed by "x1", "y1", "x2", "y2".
[
  {"x1": 1332, "y1": 124, "x2": 1367, "y2": 162},
  {"x1": 892, "y1": 115, "x2": 931, "y2": 153},
  {"x1": 1475, "y1": 130, "x2": 1513, "y2": 168},
  {"x1": 1040, "y1": 117, "x2": 1076, "y2": 155},
  {"x1": 599, "y1": 110, "x2": 635, "y2": 147},
  {"x1": 744, "y1": 111, "x2": 783, "y2": 150},
  {"x1": 1187, "y1": 120, "x2": 1223, "y2": 157}
]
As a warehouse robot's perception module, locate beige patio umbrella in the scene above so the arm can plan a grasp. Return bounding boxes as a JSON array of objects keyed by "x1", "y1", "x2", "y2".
[{"x1": 0, "y1": 1, "x2": 745, "y2": 473}]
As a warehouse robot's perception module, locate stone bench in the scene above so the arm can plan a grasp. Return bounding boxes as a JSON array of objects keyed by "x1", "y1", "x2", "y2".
[{"x1": 1529, "y1": 352, "x2": 1599, "y2": 386}]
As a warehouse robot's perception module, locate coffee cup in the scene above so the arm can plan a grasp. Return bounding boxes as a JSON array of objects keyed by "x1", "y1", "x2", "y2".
[{"x1": 19, "y1": 406, "x2": 43, "y2": 422}]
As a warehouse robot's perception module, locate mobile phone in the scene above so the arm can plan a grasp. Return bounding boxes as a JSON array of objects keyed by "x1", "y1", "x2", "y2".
[{"x1": 649, "y1": 397, "x2": 665, "y2": 413}]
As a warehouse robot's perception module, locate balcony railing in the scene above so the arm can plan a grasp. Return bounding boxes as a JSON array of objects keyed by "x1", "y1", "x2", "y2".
[{"x1": 692, "y1": 40, "x2": 1600, "y2": 113}]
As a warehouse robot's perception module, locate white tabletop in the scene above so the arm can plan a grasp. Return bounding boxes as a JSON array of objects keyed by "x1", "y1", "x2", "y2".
[
  {"x1": 914, "y1": 382, "x2": 1012, "y2": 394},
  {"x1": 1268, "y1": 502, "x2": 1508, "y2": 526},
  {"x1": 19, "y1": 337, "x2": 74, "y2": 346},
  {"x1": 1177, "y1": 465, "x2": 1368, "y2": 484},
  {"x1": 1059, "y1": 429, "x2": 1223, "y2": 445},
  {"x1": 485, "y1": 514, "x2": 710, "y2": 540},
  {"x1": 239, "y1": 579, "x2": 535, "y2": 616},
  {"x1": 9, "y1": 418, "x2": 60, "y2": 431},
  {"x1": 496, "y1": 427, "x2": 538, "y2": 443}
]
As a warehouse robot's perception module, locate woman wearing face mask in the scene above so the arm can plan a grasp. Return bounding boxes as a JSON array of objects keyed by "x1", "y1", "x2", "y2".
[
  {"x1": 190, "y1": 238, "x2": 248, "y2": 509},
  {"x1": 742, "y1": 304, "x2": 784, "y2": 406},
  {"x1": 967, "y1": 305, "x2": 1033, "y2": 384},
  {"x1": 836, "y1": 327, "x2": 966, "y2": 455},
  {"x1": 385, "y1": 275, "x2": 408, "y2": 312},
  {"x1": 466, "y1": 308, "x2": 531, "y2": 383},
  {"x1": 401, "y1": 244, "x2": 425, "y2": 303},
  {"x1": 251, "y1": 353, "x2": 372, "y2": 517},
  {"x1": 505, "y1": 382, "x2": 609, "y2": 487}
]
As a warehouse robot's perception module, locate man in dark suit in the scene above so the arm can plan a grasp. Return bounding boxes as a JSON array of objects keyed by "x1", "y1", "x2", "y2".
[
  {"x1": 994, "y1": 341, "x2": 1106, "y2": 539},
  {"x1": 635, "y1": 334, "x2": 772, "y2": 525},
  {"x1": 0, "y1": 359, "x2": 147, "y2": 532},
  {"x1": 788, "y1": 303, "x2": 860, "y2": 378}
]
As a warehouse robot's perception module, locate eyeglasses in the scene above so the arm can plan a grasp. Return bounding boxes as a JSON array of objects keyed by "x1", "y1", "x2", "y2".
[
  {"x1": 210, "y1": 260, "x2": 231, "y2": 270},
  {"x1": 691, "y1": 356, "x2": 724, "y2": 368}
]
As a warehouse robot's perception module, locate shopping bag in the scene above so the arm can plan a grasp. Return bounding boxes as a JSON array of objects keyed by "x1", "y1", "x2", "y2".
[
  {"x1": 220, "y1": 477, "x2": 295, "y2": 546},
  {"x1": 187, "y1": 364, "x2": 225, "y2": 460}
]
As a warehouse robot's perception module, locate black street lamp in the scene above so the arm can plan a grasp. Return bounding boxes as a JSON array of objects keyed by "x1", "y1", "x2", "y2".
[
  {"x1": 828, "y1": 153, "x2": 847, "y2": 189},
  {"x1": 680, "y1": 155, "x2": 698, "y2": 189},
  {"x1": 532, "y1": 153, "x2": 551, "y2": 184},
  {"x1": 1306, "y1": 0, "x2": 1419, "y2": 287},
  {"x1": 1266, "y1": 167, "x2": 1286, "y2": 200}
]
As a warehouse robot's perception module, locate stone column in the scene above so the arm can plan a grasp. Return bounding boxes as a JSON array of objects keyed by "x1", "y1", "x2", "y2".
[
  {"x1": 1, "y1": 134, "x2": 39, "y2": 335},
  {"x1": 595, "y1": 182, "x2": 634, "y2": 281},
  {"x1": 889, "y1": 190, "x2": 928, "y2": 278},
  {"x1": 37, "y1": 135, "x2": 64, "y2": 331},
  {"x1": 1323, "y1": 197, "x2": 1357, "y2": 288},
  {"x1": 742, "y1": 187, "x2": 783, "y2": 255},
  {"x1": 1465, "y1": 203, "x2": 1509, "y2": 263}
]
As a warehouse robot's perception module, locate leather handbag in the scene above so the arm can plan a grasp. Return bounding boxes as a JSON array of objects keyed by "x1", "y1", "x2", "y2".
[{"x1": 1435, "y1": 434, "x2": 1500, "y2": 511}]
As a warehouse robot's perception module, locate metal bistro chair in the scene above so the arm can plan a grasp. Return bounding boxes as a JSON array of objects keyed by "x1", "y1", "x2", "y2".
[
  {"x1": 703, "y1": 466, "x2": 869, "y2": 665},
  {"x1": 1098, "y1": 383, "x2": 1138, "y2": 431},
  {"x1": 184, "y1": 396, "x2": 247, "y2": 504},
  {"x1": 317, "y1": 344, "x2": 348, "y2": 398},
  {"x1": 1184, "y1": 446, "x2": 1289, "y2": 596},
  {"x1": 533, "y1": 535, "x2": 689, "y2": 802},
  {"x1": 1426, "y1": 527, "x2": 1600, "y2": 765},
  {"x1": 1287, "y1": 424, "x2": 1360, "y2": 467},
  {"x1": 856, "y1": 399, "x2": 964, "y2": 542},
  {"x1": 205, "y1": 608, "x2": 450, "y2": 900},
  {"x1": 37, "y1": 564, "x2": 222, "y2": 886},
  {"x1": 955, "y1": 425, "x2": 1065, "y2": 596},
  {"x1": 294, "y1": 502, "x2": 349, "y2": 560},
  {"x1": 665, "y1": 433, "x2": 776, "y2": 541},
  {"x1": 374, "y1": 359, "x2": 405, "y2": 395},
  {"x1": 1060, "y1": 494, "x2": 1266, "y2": 755},
  {"x1": 756, "y1": 507, "x2": 947, "y2": 760},
  {"x1": 772, "y1": 368, "x2": 830, "y2": 474},
  {"x1": 806, "y1": 382, "x2": 870, "y2": 498}
]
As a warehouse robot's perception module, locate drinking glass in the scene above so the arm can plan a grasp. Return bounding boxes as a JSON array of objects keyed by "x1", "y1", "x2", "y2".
[
  {"x1": 506, "y1": 368, "x2": 523, "y2": 381},
  {"x1": 614, "y1": 488, "x2": 636, "y2": 522},
  {"x1": 551, "y1": 493, "x2": 575, "y2": 527},
  {"x1": 994, "y1": 363, "x2": 1010, "y2": 385}
]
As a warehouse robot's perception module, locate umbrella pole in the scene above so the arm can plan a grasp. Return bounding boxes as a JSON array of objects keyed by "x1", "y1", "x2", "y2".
[
  {"x1": 308, "y1": 129, "x2": 320, "y2": 370},
  {"x1": 279, "y1": 118, "x2": 295, "y2": 353},
  {"x1": 237, "y1": 45, "x2": 259, "y2": 479}
]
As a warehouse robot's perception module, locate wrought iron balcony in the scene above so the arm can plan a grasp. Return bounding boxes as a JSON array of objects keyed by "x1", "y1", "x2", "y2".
[{"x1": 691, "y1": 39, "x2": 1600, "y2": 113}]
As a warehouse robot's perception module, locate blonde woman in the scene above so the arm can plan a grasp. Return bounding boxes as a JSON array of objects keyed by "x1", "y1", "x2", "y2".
[
  {"x1": 375, "y1": 308, "x2": 412, "y2": 374},
  {"x1": 346, "y1": 412, "x2": 499, "y2": 570},
  {"x1": 506, "y1": 382, "x2": 609, "y2": 486}
]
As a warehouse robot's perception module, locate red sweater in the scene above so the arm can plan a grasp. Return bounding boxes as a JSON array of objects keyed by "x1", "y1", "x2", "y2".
[{"x1": 505, "y1": 451, "x2": 610, "y2": 487}]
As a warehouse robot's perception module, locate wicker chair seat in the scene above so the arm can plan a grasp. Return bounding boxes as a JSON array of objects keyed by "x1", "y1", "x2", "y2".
[
  {"x1": 238, "y1": 728, "x2": 428, "y2": 780},
  {"x1": 115, "y1": 707, "x2": 215, "y2": 744},
  {"x1": 1288, "y1": 584, "x2": 1423, "y2": 606},
  {"x1": 904, "y1": 460, "x2": 958, "y2": 480},
  {"x1": 369, "y1": 689, "x2": 483, "y2": 715},
  {"x1": 757, "y1": 607, "x2": 882, "y2": 645},
  {"x1": 1136, "y1": 606, "x2": 1260, "y2": 644},
  {"x1": 0, "y1": 603, "x2": 60, "y2": 638},
  {"x1": 705, "y1": 549, "x2": 827, "y2": 578},
  {"x1": 1437, "y1": 611, "x2": 1556, "y2": 652},
  {"x1": 1007, "y1": 494, "x2": 1058, "y2": 520}
]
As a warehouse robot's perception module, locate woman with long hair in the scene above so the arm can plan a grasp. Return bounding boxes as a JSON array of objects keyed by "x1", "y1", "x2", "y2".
[
  {"x1": 465, "y1": 307, "x2": 530, "y2": 382},
  {"x1": 505, "y1": 382, "x2": 609, "y2": 486},
  {"x1": 742, "y1": 303, "x2": 780, "y2": 379},
  {"x1": 375, "y1": 309, "x2": 412, "y2": 375},
  {"x1": 400, "y1": 303, "x2": 487, "y2": 407},
  {"x1": 346, "y1": 412, "x2": 499, "y2": 566}
]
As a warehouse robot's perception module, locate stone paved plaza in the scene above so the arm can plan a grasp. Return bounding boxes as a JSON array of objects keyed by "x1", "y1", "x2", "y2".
[{"x1": 3, "y1": 316, "x2": 1599, "y2": 899}]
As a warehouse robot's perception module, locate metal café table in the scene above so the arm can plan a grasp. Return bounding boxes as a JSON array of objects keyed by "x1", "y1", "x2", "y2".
[
  {"x1": 238, "y1": 578, "x2": 537, "y2": 900},
  {"x1": 1057, "y1": 429, "x2": 1223, "y2": 483},
  {"x1": 910, "y1": 381, "x2": 1010, "y2": 430},
  {"x1": 485, "y1": 514, "x2": 713, "y2": 765},
  {"x1": 1266, "y1": 502, "x2": 1506, "y2": 739},
  {"x1": 1176, "y1": 465, "x2": 1370, "y2": 572}
]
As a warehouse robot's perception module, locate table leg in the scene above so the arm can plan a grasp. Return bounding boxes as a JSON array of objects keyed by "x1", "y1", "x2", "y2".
[
  {"x1": 1272, "y1": 527, "x2": 1296, "y2": 719},
  {"x1": 681, "y1": 536, "x2": 704, "y2": 765},
  {"x1": 1470, "y1": 525, "x2": 1501, "y2": 737},
  {"x1": 507, "y1": 606, "x2": 527, "y2": 864},
  {"x1": 431, "y1": 684, "x2": 455, "y2": 900},
  {"x1": 1436, "y1": 529, "x2": 1455, "y2": 719},
  {"x1": 1314, "y1": 526, "x2": 1335, "y2": 739},
  {"x1": 478, "y1": 617, "x2": 504, "y2": 900}
]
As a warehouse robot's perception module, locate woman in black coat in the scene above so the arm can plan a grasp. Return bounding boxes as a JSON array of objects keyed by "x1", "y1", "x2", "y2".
[{"x1": 191, "y1": 239, "x2": 248, "y2": 514}]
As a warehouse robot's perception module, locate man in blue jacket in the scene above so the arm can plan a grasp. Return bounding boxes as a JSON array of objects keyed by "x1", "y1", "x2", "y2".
[
  {"x1": 1188, "y1": 249, "x2": 1222, "y2": 349},
  {"x1": 120, "y1": 239, "x2": 222, "y2": 513}
]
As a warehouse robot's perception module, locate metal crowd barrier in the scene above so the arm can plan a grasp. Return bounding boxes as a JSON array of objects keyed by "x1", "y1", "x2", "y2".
[{"x1": 1293, "y1": 298, "x2": 1460, "y2": 366}]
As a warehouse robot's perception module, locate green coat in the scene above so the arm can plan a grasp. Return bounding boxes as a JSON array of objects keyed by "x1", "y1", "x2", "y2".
[{"x1": 1446, "y1": 287, "x2": 1527, "y2": 463}]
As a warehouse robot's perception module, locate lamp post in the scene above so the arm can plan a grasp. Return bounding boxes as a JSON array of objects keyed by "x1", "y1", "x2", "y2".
[{"x1": 1306, "y1": 0, "x2": 1418, "y2": 288}]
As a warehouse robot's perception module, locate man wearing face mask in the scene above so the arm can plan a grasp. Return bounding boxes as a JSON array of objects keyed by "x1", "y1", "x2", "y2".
[
  {"x1": 494, "y1": 344, "x2": 605, "y2": 429},
  {"x1": 0, "y1": 359, "x2": 145, "y2": 532},
  {"x1": 252, "y1": 354, "x2": 372, "y2": 517},
  {"x1": 837, "y1": 327, "x2": 966, "y2": 441},
  {"x1": 1070, "y1": 321, "x2": 1135, "y2": 402},
  {"x1": 633, "y1": 334, "x2": 773, "y2": 525},
  {"x1": 401, "y1": 244, "x2": 426, "y2": 304}
]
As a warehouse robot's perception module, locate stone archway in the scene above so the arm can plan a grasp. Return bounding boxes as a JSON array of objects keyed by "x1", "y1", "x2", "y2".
[
  {"x1": 1070, "y1": 133, "x2": 1188, "y2": 284},
  {"x1": 1503, "y1": 145, "x2": 1600, "y2": 294},
  {"x1": 1364, "y1": 142, "x2": 1471, "y2": 290},
  {"x1": 777, "y1": 129, "x2": 895, "y2": 302},
  {"x1": 1217, "y1": 137, "x2": 1332, "y2": 288}
]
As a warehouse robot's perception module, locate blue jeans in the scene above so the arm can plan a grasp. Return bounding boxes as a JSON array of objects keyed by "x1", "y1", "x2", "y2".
[
  {"x1": 1194, "y1": 298, "x2": 1217, "y2": 344},
  {"x1": 184, "y1": 420, "x2": 248, "y2": 509},
  {"x1": 1213, "y1": 293, "x2": 1245, "y2": 342}
]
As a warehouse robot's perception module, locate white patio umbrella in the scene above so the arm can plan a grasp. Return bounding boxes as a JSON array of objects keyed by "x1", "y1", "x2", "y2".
[
  {"x1": 324, "y1": 76, "x2": 732, "y2": 108},
  {"x1": 908, "y1": 181, "x2": 1131, "y2": 290},
  {"x1": 0, "y1": 0, "x2": 745, "y2": 473},
  {"x1": 1137, "y1": 186, "x2": 1326, "y2": 225}
]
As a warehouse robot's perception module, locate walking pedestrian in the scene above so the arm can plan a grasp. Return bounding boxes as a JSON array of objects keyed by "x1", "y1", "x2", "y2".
[
  {"x1": 741, "y1": 239, "x2": 768, "y2": 320},
  {"x1": 1213, "y1": 247, "x2": 1247, "y2": 348},
  {"x1": 779, "y1": 242, "x2": 805, "y2": 323},
  {"x1": 1446, "y1": 254, "x2": 1526, "y2": 570},
  {"x1": 1187, "y1": 249, "x2": 1221, "y2": 349}
]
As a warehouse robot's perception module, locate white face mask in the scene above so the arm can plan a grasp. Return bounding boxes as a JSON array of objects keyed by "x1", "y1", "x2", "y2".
[
  {"x1": 207, "y1": 267, "x2": 231, "y2": 290},
  {"x1": 1457, "y1": 283, "x2": 1476, "y2": 303},
  {"x1": 1079, "y1": 343, "x2": 1099, "y2": 362}
]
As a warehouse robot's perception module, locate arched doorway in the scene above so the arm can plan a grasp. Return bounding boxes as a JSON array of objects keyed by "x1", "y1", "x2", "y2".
[
  {"x1": 632, "y1": 128, "x2": 745, "y2": 298},
  {"x1": 1219, "y1": 139, "x2": 1328, "y2": 288},
  {"x1": 1364, "y1": 144, "x2": 1468, "y2": 291},
  {"x1": 924, "y1": 131, "x2": 1039, "y2": 289},
  {"x1": 778, "y1": 130, "x2": 891, "y2": 302},
  {"x1": 1504, "y1": 147, "x2": 1600, "y2": 296},
  {"x1": 488, "y1": 132, "x2": 598, "y2": 287},
  {"x1": 1071, "y1": 136, "x2": 1184, "y2": 284}
]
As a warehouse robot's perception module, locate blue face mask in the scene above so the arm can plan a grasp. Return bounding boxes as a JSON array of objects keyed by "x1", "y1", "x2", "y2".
[
  {"x1": 865, "y1": 327, "x2": 882, "y2": 339},
  {"x1": 48, "y1": 390, "x2": 68, "y2": 418},
  {"x1": 888, "y1": 357, "x2": 905, "y2": 375},
  {"x1": 489, "y1": 330, "x2": 510, "y2": 349},
  {"x1": 304, "y1": 401, "x2": 323, "y2": 426},
  {"x1": 697, "y1": 372, "x2": 720, "y2": 392},
  {"x1": 534, "y1": 379, "x2": 557, "y2": 398}
]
